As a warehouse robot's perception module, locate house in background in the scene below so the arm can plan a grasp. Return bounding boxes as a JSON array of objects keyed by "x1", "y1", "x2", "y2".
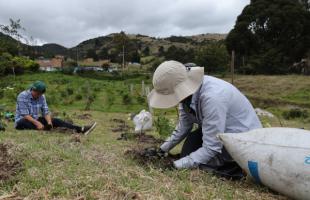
[{"x1": 36, "y1": 55, "x2": 64, "y2": 71}]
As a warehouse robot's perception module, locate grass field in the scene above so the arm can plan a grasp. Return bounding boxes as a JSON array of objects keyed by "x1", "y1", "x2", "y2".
[{"x1": 0, "y1": 72, "x2": 309, "y2": 199}]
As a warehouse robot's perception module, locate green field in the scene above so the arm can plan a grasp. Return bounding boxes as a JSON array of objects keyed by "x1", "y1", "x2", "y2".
[{"x1": 0, "y1": 72, "x2": 309, "y2": 199}]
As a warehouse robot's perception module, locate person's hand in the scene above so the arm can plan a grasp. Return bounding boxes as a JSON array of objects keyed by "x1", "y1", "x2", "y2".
[
  {"x1": 157, "y1": 148, "x2": 168, "y2": 158},
  {"x1": 35, "y1": 121, "x2": 44, "y2": 130},
  {"x1": 45, "y1": 123, "x2": 53, "y2": 130},
  {"x1": 173, "y1": 156, "x2": 196, "y2": 169}
]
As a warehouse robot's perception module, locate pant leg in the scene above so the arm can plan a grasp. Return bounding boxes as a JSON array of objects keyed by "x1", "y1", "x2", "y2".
[
  {"x1": 51, "y1": 118, "x2": 82, "y2": 132},
  {"x1": 38, "y1": 117, "x2": 48, "y2": 126},
  {"x1": 15, "y1": 118, "x2": 37, "y2": 130},
  {"x1": 180, "y1": 128, "x2": 203, "y2": 157}
]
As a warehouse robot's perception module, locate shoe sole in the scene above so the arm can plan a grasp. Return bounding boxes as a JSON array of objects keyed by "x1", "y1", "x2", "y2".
[{"x1": 84, "y1": 122, "x2": 97, "y2": 135}]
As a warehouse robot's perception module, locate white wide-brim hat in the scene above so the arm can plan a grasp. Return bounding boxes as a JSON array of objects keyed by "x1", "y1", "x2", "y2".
[{"x1": 148, "y1": 60, "x2": 204, "y2": 109}]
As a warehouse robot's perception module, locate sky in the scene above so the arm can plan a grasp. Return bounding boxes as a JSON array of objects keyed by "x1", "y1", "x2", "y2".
[{"x1": 0, "y1": 0, "x2": 250, "y2": 47}]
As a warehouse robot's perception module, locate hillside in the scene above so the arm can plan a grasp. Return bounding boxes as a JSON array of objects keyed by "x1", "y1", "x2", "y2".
[
  {"x1": 0, "y1": 32, "x2": 227, "y2": 59},
  {"x1": 68, "y1": 33, "x2": 227, "y2": 59}
]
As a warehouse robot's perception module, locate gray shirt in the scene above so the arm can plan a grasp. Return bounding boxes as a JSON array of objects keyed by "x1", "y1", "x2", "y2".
[{"x1": 161, "y1": 76, "x2": 262, "y2": 167}]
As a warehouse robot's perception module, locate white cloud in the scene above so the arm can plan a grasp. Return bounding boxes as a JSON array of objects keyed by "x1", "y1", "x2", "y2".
[{"x1": 0, "y1": 0, "x2": 250, "y2": 47}]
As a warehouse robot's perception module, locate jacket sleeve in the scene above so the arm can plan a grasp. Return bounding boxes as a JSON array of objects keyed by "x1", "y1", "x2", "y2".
[
  {"x1": 160, "y1": 104, "x2": 193, "y2": 152},
  {"x1": 178, "y1": 94, "x2": 228, "y2": 167}
]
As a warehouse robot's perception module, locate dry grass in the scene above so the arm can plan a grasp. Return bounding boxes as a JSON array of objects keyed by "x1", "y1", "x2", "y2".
[{"x1": 0, "y1": 111, "x2": 289, "y2": 199}]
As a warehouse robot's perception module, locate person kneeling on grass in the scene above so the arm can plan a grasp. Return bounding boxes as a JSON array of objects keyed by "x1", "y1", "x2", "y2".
[
  {"x1": 15, "y1": 81, "x2": 96, "y2": 135},
  {"x1": 148, "y1": 61, "x2": 262, "y2": 179}
]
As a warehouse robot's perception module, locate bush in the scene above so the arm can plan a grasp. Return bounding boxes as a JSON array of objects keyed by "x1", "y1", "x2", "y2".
[
  {"x1": 62, "y1": 66, "x2": 75, "y2": 75},
  {"x1": 282, "y1": 108, "x2": 309, "y2": 120}
]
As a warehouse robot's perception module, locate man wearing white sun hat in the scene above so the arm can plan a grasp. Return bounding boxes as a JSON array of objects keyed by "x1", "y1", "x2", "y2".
[{"x1": 148, "y1": 60, "x2": 262, "y2": 177}]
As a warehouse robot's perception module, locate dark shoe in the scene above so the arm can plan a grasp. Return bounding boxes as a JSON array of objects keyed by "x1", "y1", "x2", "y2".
[{"x1": 81, "y1": 122, "x2": 97, "y2": 135}]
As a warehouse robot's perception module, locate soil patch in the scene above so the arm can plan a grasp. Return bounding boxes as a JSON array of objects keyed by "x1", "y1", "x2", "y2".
[
  {"x1": 69, "y1": 134, "x2": 82, "y2": 143},
  {"x1": 76, "y1": 113, "x2": 92, "y2": 120},
  {"x1": 110, "y1": 118, "x2": 129, "y2": 132},
  {"x1": 125, "y1": 147, "x2": 179, "y2": 170},
  {"x1": 0, "y1": 143, "x2": 22, "y2": 181}
]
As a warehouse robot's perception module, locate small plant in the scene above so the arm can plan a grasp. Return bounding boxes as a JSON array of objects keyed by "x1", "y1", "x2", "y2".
[
  {"x1": 106, "y1": 95, "x2": 115, "y2": 107},
  {"x1": 122, "y1": 93, "x2": 132, "y2": 105},
  {"x1": 136, "y1": 96, "x2": 146, "y2": 104},
  {"x1": 66, "y1": 88, "x2": 74, "y2": 95},
  {"x1": 0, "y1": 90, "x2": 4, "y2": 99},
  {"x1": 282, "y1": 108, "x2": 309, "y2": 120},
  {"x1": 154, "y1": 115, "x2": 175, "y2": 138},
  {"x1": 75, "y1": 94, "x2": 83, "y2": 100},
  {"x1": 60, "y1": 90, "x2": 68, "y2": 98}
]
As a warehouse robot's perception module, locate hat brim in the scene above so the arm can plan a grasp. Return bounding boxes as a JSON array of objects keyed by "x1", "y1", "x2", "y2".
[{"x1": 148, "y1": 67, "x2": 204, "y2": 109}]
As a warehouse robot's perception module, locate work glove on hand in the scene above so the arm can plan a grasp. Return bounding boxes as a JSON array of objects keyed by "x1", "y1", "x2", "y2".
[{"x1": 173, "y1": 156, "x2": 197, "y2": 169}]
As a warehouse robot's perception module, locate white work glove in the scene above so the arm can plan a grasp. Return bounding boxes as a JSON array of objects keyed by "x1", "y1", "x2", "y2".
[
  {"x1": 160, "y1": 141, "x2": 173, "y2": 152},
  {"x1": 173, "y1": 156, "x2": 198, "y2": 169}
]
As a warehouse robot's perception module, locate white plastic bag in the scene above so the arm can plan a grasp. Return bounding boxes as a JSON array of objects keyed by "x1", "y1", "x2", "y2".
[{"x1": 133, "y1": 110, "x2": 152, "y2": 133}]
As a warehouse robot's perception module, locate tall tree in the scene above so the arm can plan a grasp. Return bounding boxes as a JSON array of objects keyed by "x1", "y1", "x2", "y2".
[
  {"x1": 226, "y1": 0, "x2": 310, "y2": 74},
  {"x1": 0, "y1": 19, "x2": 25, "y2": 78}
]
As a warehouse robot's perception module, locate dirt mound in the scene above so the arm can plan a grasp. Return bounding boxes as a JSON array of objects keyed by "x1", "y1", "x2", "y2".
[
  {"x1": 125, "y1": 147, "x2": 179, "y2": 169},
  {"x1": 0, "y1": 143, "x2": 22, "y2": 181},
  {"x1": 76, "y1": 113, "x2": 92, "y2": 120},
  {"x1": 70, "y1": 134, "x2": 82, "y2": 143},
  {"x1": 110, "y1": 118, "x2": 129, "y2": 132}
]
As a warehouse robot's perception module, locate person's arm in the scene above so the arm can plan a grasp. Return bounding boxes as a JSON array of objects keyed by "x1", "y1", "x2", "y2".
[
  {"x1": 44, "y1": 114, "x2": 52, "y2": 126},
  {"x1": 24, "y1": 115, "x2": 44, "y2": 130},
  {"x1": 160, "y1": 104, "x2": 193, "y2": 152},
  {"x1": 174, "y1": 95, "x2": 227, "y2": 169}
]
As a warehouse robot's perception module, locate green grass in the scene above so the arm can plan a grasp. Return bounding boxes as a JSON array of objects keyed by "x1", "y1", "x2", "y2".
[{"x1": 1, "y1": 73, "x2": 310, "y2": 199}]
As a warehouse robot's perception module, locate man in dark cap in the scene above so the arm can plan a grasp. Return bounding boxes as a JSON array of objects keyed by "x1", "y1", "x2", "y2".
[{"x1": 15, "y1": 81, "x2": 96, "y2": 135}]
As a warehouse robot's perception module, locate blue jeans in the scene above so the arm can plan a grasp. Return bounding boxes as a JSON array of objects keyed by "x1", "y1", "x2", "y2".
[{"x1": 15, "y1": 117, "x2": 81, "y2": 132}]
